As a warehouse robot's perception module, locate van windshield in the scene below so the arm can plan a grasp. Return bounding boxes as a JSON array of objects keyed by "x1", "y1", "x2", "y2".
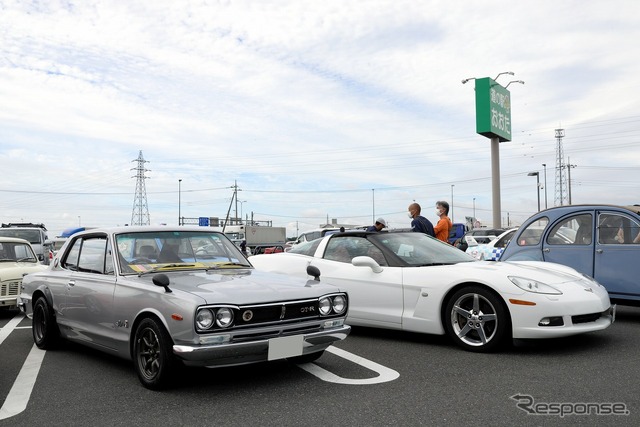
[{"x1": 0, "y1": 229, "x2": 42, "y2": 244}]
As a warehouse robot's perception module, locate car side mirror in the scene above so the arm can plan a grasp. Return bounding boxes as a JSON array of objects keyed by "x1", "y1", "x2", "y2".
[
  {"x1": 352, "y1": 256, "x2": 383, "y2": 273},
  {"x1": 306, "y1": 265, "x2": 321, "y2": 281},
  {"x1": 152, "y1": 273, "x2": 172, "y2": 293}
]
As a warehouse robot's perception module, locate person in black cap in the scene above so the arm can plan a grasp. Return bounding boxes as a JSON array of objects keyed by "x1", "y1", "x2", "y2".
[{"x1": 366, "y1": 218, "x2": 387, "y2": 232}]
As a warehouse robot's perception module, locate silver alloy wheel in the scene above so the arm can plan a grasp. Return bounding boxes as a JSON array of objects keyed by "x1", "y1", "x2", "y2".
[{"x1": 450, "y1": 292, "x2": 498, "y2": 347}]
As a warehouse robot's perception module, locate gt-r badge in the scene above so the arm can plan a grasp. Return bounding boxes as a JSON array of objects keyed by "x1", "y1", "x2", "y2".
[{"x1": 242, "y1": 310, "x2": 253, "y2": 321}]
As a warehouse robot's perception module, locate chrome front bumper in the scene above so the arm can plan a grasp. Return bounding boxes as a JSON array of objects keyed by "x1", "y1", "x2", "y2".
[{"x1": 173, "y1": 324, "x2": 351, "y2": 367}]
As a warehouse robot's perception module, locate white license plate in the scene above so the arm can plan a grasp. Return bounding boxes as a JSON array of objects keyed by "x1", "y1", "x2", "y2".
[{"x1": 268, "y1": 335, "x2": 303, "y2": 361}]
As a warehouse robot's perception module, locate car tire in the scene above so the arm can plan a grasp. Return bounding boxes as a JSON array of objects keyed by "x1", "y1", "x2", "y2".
[
  {"x1": 32, "y1": 297, "x2": 60, "y2": 349},
  {"x1": 287, "y1": 350, "x2": 325, "y2": 364},
  {"x1": 444, "y1": 286, "x2": 511, "y2": 353},
  {"x1": 133, "y1": 317, "x2": 176, "y2": 390}
]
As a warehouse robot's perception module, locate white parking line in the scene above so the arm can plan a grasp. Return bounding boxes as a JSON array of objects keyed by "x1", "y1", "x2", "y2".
[
  {"x1": 297, "y1": 346, "x2": 400, "y2": 385},
  {"x1": 0, "y1": 344, "x2": 46, "y2": 420},
  {"x1": 0, "y1": 314, "x2": 25, "y2": 346}
]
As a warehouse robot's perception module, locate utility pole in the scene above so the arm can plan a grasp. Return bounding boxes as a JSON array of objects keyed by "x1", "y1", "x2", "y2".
[{"x1": 567, "y1": 157, "x2": 576, "y2": 204}]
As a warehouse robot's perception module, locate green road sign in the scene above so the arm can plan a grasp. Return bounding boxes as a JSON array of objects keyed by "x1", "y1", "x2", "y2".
[{"x1": 475, "y1": 77, "x2": 512, "y2": 142}]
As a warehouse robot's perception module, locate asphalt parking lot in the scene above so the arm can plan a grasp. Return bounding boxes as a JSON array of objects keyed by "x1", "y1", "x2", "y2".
[{"x1": 1, "y1": 306, "x2": 640, "y2": 426}]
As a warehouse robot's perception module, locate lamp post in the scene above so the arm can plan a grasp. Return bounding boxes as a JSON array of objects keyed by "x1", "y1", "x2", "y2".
[
  {"x1": 527, "y1": 172, "x2": 540, "y2": 212},
  {"x1": 238, "y1": 200, "x2": 247, "y2": 224},
  {"x1": 542, "y1": 163, "x2": 548, "y2": 209},
  {"x1": 178, "y1": 179, "x2": 182, "y2": 226},
  {"x1": 472, "y1": 198, "x2": 476, "y2": 229},
  {"x1": 450, "y1": 184, "x2": 455, "y2": 223}
]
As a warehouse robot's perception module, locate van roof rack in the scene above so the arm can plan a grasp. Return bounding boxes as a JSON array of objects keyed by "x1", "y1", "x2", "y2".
[{"x1": 1, "y1": 222, "x2": 47, "y2": 230}]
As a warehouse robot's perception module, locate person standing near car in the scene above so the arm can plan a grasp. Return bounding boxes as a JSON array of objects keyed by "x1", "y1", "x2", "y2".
[
  {"x1": 366, "y1": 218, "x2": 387, "y2": 232},
  {"x1": 408, "y1": 203, "x2": 435, "y2": 237},
  {"x1": 433, "y1": 201, "x2": 453, "y2": 243}
]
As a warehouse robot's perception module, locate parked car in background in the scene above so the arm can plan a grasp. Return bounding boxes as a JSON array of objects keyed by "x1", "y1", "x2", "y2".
[
  {"x1": 18, "y1": 226, "x2": 350, "y2": 389},
  {"x1": 0, "y1": 223, "x2": 50, "y2": 264},
  {"x1": 453, "y1": 228, "x2": 508, "y2": 252},
  {"x1": 252, "y1": 245, "x2": 285, "y2": 255},
  {"x1": 293, "y1": 227, "x2": 342, "y2": 245},
  {"x1": 500, "y1": 204, "x2": 640, "y2": 305},
  {"x1": 251, "y1": 230, "x2": 614, "y2": 353},
  {"x1": 42, "y1": 236, "x2": 68, "y2": 264},
  {"x1": 0, "y1": 237, "x2": 48, "y2": 310},
  {"x1": 466, "y1": 228, "x2": 518, "y2": 261}
]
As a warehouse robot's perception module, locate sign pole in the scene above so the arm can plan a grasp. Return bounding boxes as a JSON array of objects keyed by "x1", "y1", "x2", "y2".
[{"x1": 491, "y1": 136, "x2": 502, "y2": 228}]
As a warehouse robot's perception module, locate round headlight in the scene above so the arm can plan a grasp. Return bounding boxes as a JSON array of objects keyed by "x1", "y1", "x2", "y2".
[
  {"x1": 319, "y1": 297, "x2": 332, "y2": 315},
  {"x1": 196, "y1": 309, "x2": 214, "y2": 330},
  {"x1": 332, "y1": 295, "x2": 346, "y2": 315},
  {"x1": 215, "y1": 307, "x2": 234, "y2": 328}
]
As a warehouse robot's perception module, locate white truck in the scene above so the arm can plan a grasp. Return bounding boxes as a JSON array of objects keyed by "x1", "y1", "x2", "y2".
[{"x1": 220, "y1": 225, "x2": 287, "y2": 255}]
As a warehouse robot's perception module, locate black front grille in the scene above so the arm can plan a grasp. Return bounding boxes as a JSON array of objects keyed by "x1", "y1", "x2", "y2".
[
  {"x1": 572, "y1": 312, "x2": 602, "y2": 324},
  {"x1": 235, "y1": 299, "x2": 320, "y2": 327},
  {"x1": 282, "y1": 300, "x2": 320, "y2": 320}
]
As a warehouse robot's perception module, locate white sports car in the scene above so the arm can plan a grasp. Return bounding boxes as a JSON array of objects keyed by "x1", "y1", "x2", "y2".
[{"x1": 250, "y1": 231, "x2": 615, "y2": 352}]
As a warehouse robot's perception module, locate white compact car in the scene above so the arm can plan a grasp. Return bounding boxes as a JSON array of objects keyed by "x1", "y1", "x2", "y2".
[
  {"x1": 251, "y1": 230, "x2": 615, "y2": 352},
  {"x1": 466, "y1": 228, "x2": 518, "y2": 261}
]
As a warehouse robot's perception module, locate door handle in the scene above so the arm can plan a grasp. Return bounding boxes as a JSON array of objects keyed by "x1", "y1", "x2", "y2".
[
  {"x1": 68, "y1": 280, "x2": 76, "y2": 287},
  {"x1": 596, "y1": 249, "x2": 603, "y2": 254},
  {"x1": 543, "y1": 248, "x2": 550, "y2": 253}
]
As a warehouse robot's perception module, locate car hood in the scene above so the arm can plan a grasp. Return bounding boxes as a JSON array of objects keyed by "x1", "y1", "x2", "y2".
[
  {"x1": 0, "y1": 263, "x2": 48, "y2": 280},
  {"x1": 153, "y1": 268, "x2": 342, "y2": 305},
  {"x1": 467, "y1": 260, "x2": 602, "y2": 288}
]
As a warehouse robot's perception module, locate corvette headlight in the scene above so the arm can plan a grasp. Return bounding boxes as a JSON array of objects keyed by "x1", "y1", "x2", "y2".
[
  {"x1": 319, "y1": 297, "x2": 332, "y2": 315},
  {"x1": 509, "y1": 276, "x2": 562, "y2": 295},
  {"x1": 579, "y1": 272, "x2": 603, "y2": 287},
  {"x1": 215, "y1": 307, "x2": 234, "y2": 328},
  {"x1": 196, "y1": 309, "x2": 214, "y2": 330}
]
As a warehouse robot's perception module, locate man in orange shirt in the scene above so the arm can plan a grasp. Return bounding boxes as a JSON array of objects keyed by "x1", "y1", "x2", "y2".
[{"x1": 434, "y1": 201, "x2": 452, "y2": 243}]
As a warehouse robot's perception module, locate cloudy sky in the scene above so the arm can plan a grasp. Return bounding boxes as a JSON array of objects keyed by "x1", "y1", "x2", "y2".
[{"x1": 1, "y1": 0, "x2": 639, "y2": 238}]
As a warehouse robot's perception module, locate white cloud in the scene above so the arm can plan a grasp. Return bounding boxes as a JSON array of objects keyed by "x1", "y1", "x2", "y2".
[{"x1": 1, "y1": 0, "x2": 639, "y2": 237}]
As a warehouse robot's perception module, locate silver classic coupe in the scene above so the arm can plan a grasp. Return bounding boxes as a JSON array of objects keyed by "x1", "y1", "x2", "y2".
[{"x1": 18, "y1": 226, "x2": 350, "y2": 389}]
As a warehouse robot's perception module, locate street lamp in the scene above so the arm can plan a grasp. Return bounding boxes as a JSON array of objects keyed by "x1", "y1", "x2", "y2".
[
  {"x1": 472, "y1": 198, "x2": 476, "y2": 229},
  {"x1": 450, "y1": 184, "x2": 455, "y2": 223},
  {"x1": 505, "y1": 80, "x2": 525, "y2": 89},
  {"x1": 542, "y1": 163, "x2": 548, "y2": 209},
  {"x1": 527, "y1": 172, "x2": 540, "y2": 212},
  {"x1": 178, "y1": 179, "x2": 182, "y2": 226},
  {"x1": 238, "y1": 200, "x2": 247, "y2": 224},
  {"x1": 494, "y1": 71, "x2": 515, "y2": 81}
]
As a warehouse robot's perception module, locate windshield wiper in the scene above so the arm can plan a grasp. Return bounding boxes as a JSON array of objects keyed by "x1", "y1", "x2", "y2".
[
  {"x1": 137, "y1": 264, "x2": 195, "y2": 277},
  {"x1": 205, "y1": 262, "x2": 251, "y2": 271},
  {"x1": 415, "y1": 262, "x2": 456, "y2": 266}
]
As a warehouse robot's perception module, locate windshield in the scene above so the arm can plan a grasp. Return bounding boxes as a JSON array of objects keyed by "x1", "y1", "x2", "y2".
[
  {"x1": 289, "y1": 238, "x2": 322, "y2": 256},
  {"x1": 0, "y1": 241, "x2": 38, "y2": 262},
  {"x1": 0, "y1": 229, "x2": 42, "y2": 244},
  {"x1": 370, "y1": 233, "x2": 474, "y2": 266},
  {"x1": 115, "y1": 230, "x2": 250, "y2": 275}
]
